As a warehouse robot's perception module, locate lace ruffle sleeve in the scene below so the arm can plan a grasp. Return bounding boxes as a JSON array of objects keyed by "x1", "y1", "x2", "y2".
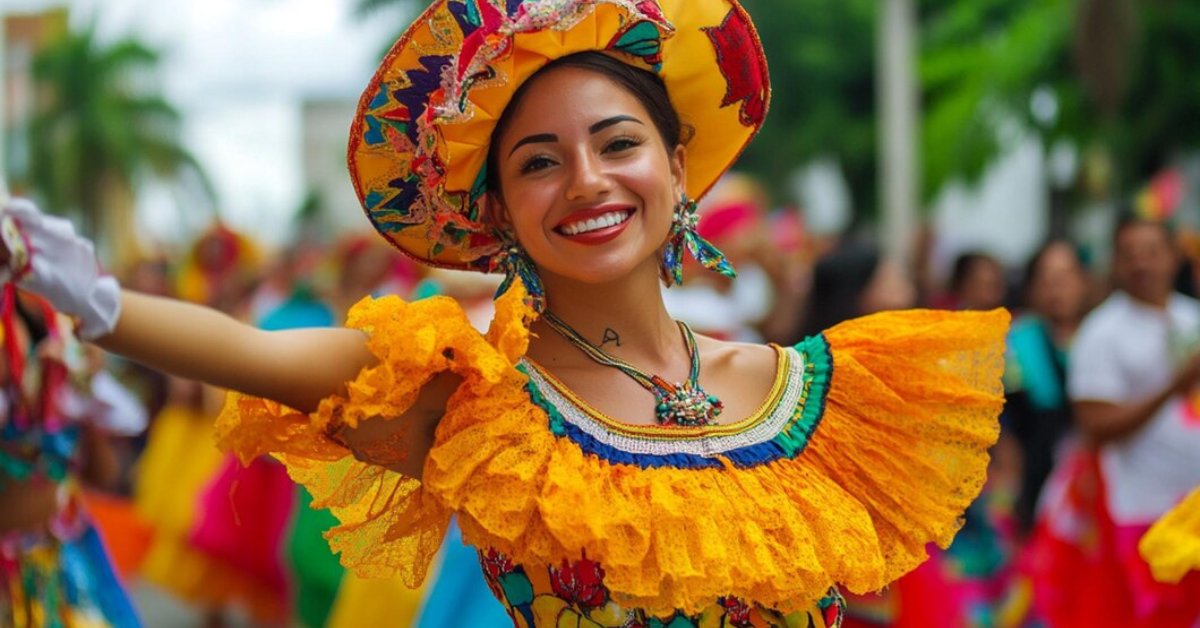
[{"x1": 213, "y1": 287, "x2": 536, "y2": 587}]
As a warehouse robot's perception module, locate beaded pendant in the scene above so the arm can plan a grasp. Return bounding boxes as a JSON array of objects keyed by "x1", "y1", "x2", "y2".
[
  {"x1": 655, "y1": 382, "x2": 723, "y2": 427},
  {"x1": 542, "y1": 311, "x2": 723, "y2": 428}
]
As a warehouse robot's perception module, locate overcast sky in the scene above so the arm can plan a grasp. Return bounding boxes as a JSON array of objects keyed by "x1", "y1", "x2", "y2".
[{"x1": 6, "y1": 0, "x2": 406, "y2": 245}]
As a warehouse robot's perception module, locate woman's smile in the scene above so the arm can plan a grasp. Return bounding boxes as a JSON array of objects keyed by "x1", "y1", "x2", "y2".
[{"x1": 555, "y1": 205, "x2": 636, "y2": 244}]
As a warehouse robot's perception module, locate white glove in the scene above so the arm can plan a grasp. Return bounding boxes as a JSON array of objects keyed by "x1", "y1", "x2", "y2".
[{"x1": 0, "y1": 198, "x2": 121, "y2": 340}]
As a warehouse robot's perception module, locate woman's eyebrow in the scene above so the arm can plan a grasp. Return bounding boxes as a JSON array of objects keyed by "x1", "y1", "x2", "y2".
[
  {"x1": 507, "y1": 116, "x2": 643, "y2": 157},
  {"x1": 509, "y1": 133, "x2": 557, "y2": 156},
  {"x1": 589, "y1": 115, "x2": 643, "y2": 134}
]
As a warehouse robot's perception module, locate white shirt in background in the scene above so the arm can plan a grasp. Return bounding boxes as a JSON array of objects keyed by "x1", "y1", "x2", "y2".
[{"x1": 1069, "y1": 290, "x2": 1200, "y2": 524}]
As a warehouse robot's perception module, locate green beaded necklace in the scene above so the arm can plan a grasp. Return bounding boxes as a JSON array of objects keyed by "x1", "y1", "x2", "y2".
[{"x1": 541, "y1": 311, "x2": 724, "y2": 427}]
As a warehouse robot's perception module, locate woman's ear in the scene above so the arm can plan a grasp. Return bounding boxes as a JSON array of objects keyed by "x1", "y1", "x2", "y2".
[{"x1": 670, "y1": 144, "x2": 687, "y2": 201}]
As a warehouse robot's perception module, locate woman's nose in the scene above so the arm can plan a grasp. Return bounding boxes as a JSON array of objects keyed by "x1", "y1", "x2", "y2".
[{"x1": 564, "y1": 151, "x2": 610, "y2": 201}]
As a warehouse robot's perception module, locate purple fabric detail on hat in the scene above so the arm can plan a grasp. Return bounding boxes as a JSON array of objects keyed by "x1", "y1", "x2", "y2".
[
  {"x1": 377, "y1": 176, "x2": 422, "y2": 225},
  {"x1": 393, "y1": 54, "x2": 453, "y2": 145},
  {"x1": 449, "y1": 1, "x2": 482, "y2": 36}
]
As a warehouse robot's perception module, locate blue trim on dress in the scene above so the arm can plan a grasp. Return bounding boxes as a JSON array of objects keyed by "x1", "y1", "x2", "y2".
[{"x1": 519, "y1": 335, "x2": 835, "y2": 470}]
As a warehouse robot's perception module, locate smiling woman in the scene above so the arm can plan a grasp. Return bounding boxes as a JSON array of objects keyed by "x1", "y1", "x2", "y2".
[
  {"x1": 490, "y1": 62, "x2": 684, "y2": 294},
  {"x1": 1, "y1": 0, "x2": 1008, "y2": 626}
]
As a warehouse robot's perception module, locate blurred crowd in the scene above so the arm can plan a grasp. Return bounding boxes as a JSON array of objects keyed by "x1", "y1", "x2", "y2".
[{"x1": 2, "y1": 169, "x2": 1199, "y2": 628}]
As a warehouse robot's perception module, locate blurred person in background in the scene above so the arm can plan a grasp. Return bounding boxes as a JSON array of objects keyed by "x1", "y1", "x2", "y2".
[
  {"x1": 1003, "y1": 240, "x2": 1091, "y2": 535},
  {"x1": 787, "y1": 240, "x2": 915, "y2": 346},
  {"x1": 94, "y1": 256, "x2": 174, "y2": 497},
  {"x1": 326, "y1": 234, "x2": 424, "y2": 323},
  {"x1": 1026, "y1": 214, "x2": 1200, "y2": 628},
  {"x1": 1136, "y1": 231, "x2": 1200, "y2": 594},
  {"x1": 940, "y1": 251, "x2": 1009, "y2": 312},
  {"x1": 756, "y1": 206, "x2": 814, "y2": 345},
  {"x1": 0, "y1": 290, "x2": 146, "y2": 628},
  {"x1": 133, "y1": 225, "x2": 287, "y2": 628}
]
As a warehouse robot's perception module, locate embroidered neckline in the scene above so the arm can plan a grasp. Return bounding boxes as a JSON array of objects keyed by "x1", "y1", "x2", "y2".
[{"x1": 521, "y1": 345, "x2": 809, "y2": 457}]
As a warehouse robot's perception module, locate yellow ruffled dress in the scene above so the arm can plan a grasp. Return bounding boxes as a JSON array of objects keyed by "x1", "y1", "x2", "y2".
[
  {"x1": 1139, "y1": 487, "x2": 1200, "y2": 584},
  {"x1": 215, "y1": 286, "x2": 1007, "y2": 627}
]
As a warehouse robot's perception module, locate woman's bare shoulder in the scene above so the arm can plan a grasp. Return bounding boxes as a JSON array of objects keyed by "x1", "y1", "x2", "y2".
[{"x1": 696, "y1": 335, "x2": 780, "y2": 388}]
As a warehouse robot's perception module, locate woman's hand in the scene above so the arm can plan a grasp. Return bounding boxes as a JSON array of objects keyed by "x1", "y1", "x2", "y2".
[
  {"x1": 0, "y1": 198, "x2": 121, "y2": 340},
  {"x1": 331, "y1": 371, "x2": 462, "y2": 479}
]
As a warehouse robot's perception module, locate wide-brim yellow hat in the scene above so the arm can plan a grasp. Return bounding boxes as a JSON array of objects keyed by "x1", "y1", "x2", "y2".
[{"x1": 348, "y1": 0, "x2": 770, "y2": 272}]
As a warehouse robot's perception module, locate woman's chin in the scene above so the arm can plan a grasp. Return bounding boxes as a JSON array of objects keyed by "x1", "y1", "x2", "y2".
[{"x1": 543, "y1": 256, "x2": 656, "y2": 289}]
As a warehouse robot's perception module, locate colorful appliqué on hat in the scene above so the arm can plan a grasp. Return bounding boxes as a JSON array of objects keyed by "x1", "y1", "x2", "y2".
[{"x1": 703, "y1": 6, "x2": 767, "y2": 127}]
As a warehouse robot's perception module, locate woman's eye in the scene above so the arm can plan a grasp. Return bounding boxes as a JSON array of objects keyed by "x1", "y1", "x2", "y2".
[
  {"x1": 604, "y1": 137, "x2": 643, "y2": 153},
  {"x1": 519, "y1": 155, "x2": 555, "y2": 174}
]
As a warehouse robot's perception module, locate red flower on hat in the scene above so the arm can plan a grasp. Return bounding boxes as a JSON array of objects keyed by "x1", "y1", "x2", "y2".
[
  {"x1": 549, "y1": 553, "x2": 609, "y2": 609},
  {"x1": 702, "y1": 7, "x2": 766, "y2": 127}
]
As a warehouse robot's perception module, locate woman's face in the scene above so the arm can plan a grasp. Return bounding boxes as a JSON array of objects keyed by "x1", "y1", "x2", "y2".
[
  {"x1": 1029, "y1": 242, "x2": 1088, "y2": 323},
  {"x1": 958, "y1": 257, "x2": 1007, "y2": 311},
  {"x1": 491, "y1": 66, "x2": 685, "y2": 287}
]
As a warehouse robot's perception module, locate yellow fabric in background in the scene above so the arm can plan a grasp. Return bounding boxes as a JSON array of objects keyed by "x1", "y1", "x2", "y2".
[
  {"x1": 325, "y1": 573, "x2": 429, "y2": 628},
  {"x1": 1140, "y1": 487, "x2": 1200, "y2": 583},
  {"x1": 133, "y1": 404, "x2": 227, "y2": 606}
]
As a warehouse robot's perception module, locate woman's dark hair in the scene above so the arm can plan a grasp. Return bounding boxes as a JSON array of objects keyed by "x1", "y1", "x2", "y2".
[
  {"x1": 799, "y1": 242, "x2": 881, "y2": 340},
  {"x1": 1112, "y1": 210, "x2": 1174, "y2": 250},
  {"x1": 1022, "y1": 240, "x2": 1085, "y2": 290},
  {"x1": 950, "y1": 251, "x2": 1000, "y2": 295},
  {"x1": 484, "y1": 51, "x2": 691, "y2": 198}
]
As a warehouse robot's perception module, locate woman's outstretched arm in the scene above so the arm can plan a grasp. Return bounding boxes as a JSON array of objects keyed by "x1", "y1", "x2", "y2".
[
  {"x1": 98, "y1": 290, "x2": 374, "y2": 413},
  {"x1": 100, "y1": 291, "x2": 455, "y2": 478},
  {"x1": 0, "y1": 196, "x2": 451, "y2": 475}
]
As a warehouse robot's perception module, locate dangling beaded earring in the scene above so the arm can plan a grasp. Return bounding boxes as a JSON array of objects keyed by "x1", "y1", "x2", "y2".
[
  {"x1": 660, "y1": 194, "x2": 737, "y2": 285},
  {"x1": 490, "y1": 232, "x2": 546, "y2": 311}
]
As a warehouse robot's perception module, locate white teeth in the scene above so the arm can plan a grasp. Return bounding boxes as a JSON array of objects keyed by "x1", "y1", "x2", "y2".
[{"x1": 561, "y1": 211, "x2": 630, "y2": 236}]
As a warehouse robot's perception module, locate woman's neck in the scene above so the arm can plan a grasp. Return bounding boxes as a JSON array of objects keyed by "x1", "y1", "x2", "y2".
[{"x1": 529, "y1": 259, "x2": 684, "y2": 373}]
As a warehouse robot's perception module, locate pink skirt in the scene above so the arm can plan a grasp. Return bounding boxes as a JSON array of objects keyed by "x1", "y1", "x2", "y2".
[
  {"x1": 1023, "y1": 448, "x2": 1200, "y2": 628},
  {"x1": 189, "y1": 454, "x2": 296, "y2": 625}
]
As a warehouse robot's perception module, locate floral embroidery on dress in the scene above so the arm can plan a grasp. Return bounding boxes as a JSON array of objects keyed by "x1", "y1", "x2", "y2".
[{"x1": 478, "y1": 548, "x2": 844, "y2": 628}]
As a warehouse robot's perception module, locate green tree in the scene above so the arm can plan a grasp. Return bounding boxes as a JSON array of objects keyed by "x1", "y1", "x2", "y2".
[
  {"x1": 919, "y1": 0, "x2": 1073, "y2": 199},
  {"x1": 921, "y1": 0, "x2": 1200, "y2": 208},
  {"x1": 24, "y1": 23, "x2": 211, "y2": 255},
  {"x1": 738, "y1": 0, "x2": 878, "y2": 216}
]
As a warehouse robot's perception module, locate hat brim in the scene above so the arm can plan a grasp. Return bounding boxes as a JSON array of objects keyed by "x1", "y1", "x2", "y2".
[{"x1": 348, "y1": 0, "x2": 769, "y2": 272}]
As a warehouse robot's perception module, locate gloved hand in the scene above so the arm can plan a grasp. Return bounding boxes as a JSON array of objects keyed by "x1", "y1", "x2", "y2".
[{"x1": 0, "y1": 198, "x2": 121, "y2": 340}]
